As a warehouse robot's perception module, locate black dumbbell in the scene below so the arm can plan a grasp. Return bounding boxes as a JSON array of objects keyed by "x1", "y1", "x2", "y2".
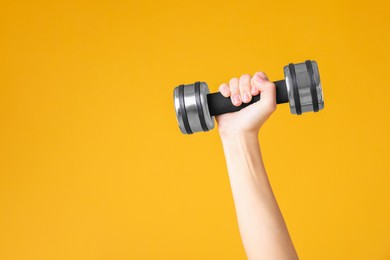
[{"x1": 173, "y1": 60, "x2": 324, "y2": 134}]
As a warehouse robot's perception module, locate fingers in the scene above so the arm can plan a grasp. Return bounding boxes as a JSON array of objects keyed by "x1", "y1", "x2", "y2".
[
  {"x1": 229, "y1": 77, "x2": 241, "y2": 106},
  {"x1": 218, "y1": 72, "x2": 275, "y2": 112},
  {"x1": 250, "y1": 74, "x2": 260, "y2": 96},
  {"x1": 252, "y1": 72, "x2": 277, "y2": 113},
  {"x1": 239, "y1": 74, "x2": 252, "y2": 103},
  {"x1": 218, "y1": 83, "x2": 231, "y2": 97},
  {"x1": 218, "y1": 75, "x2": 251, "y2": 107}
]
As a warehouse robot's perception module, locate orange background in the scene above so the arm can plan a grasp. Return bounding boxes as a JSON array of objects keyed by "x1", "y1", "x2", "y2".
[{"x1": 0, "y1": 0, "x2": 389, "y2": 259}]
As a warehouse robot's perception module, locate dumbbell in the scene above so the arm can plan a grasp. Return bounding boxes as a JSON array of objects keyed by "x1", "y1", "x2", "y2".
[{"x1": 173, "y1": 60, "x2": 324, "y2": 134}]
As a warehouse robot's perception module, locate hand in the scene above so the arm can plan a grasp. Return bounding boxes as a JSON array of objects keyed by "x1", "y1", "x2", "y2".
[{"x1": 216, "y1": 72, "x2": 276, "y2": 136}]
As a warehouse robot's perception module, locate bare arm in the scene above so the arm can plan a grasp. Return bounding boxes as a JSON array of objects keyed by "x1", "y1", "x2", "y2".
[{"x1": 216, "y1": 72, "x2": 298, "y2": 260}]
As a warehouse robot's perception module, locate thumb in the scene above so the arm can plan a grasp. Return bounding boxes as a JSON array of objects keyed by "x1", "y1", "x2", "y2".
[{"x1": 251, "y1": 72, "x2": 277, "y2": 114}]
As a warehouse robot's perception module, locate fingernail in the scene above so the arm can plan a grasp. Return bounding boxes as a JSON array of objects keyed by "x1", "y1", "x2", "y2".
[
  {"x1": 255, "y1": 74, "x2": 264, "y2": 84},
  {"x1": 243, "y1": 92, "x2": 250, "y2": 102},
  {"x1": 233, "y1": 95, "x2": 241, "y2": 105},
  {"x1": 258, "y1": 72, "x2": 268, "y2": 80}
]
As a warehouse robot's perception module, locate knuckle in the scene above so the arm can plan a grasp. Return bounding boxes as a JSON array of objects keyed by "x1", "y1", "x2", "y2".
[
  {"x1": 255, "y1": 71, "x2": 265, "y2": 77},
  {"x1": 219, "y1": 83, "x2": 231, "y2": 97},
  {"x1": 219, "y1": 83, "x2": 228, "y2": 90},
  {"x1": 229, "y1": 77, "x2": 238, "y2": 84},
  {"x1": 239, "y1": 74, "x2": 251, "y2": 81},
  {"x1": 255, "y1": 71, "x2": 269, "y2": 82}
]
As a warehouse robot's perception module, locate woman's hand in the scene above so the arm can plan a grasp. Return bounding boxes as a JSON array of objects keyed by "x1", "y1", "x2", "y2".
[
  {"x1": 216, "y1": 72, "x2": 276, "y2": 136},
  {"x1": 217, "y1": 72, "x2": 298, "y2": 260}
]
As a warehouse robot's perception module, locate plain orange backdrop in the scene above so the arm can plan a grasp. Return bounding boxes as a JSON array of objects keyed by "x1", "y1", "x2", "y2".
[{"x1": 0, "y1": 0, "x2": 389, "y2": 259}]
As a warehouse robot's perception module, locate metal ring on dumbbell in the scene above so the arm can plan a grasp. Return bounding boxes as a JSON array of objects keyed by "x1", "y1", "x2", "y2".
[
  {"x1": 173, "y1": 82, "x2": 214, "y2": 134},
  {"x1": 174, "y1": 60, "x2": 324, "y2": 134}
]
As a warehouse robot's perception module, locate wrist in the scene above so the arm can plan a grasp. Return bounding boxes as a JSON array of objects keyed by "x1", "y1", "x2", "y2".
[{"x1": 219, "y1": 130, "x2": 259, "y2": 143}]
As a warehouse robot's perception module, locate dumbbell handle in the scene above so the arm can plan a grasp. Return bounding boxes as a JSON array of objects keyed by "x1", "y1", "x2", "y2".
[{"x1": 207, "y1": 80, "x2": 289, "y2": 116}]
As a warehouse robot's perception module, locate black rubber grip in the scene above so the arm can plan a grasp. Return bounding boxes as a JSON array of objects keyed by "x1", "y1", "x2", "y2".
[{"x1": 207, "y1": 80, "x2": 289, "y2": 116}]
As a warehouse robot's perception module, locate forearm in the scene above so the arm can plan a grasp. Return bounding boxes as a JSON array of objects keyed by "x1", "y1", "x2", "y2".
[{"x1": 220, "y1": 132, "x2": 298, "y2": 260}]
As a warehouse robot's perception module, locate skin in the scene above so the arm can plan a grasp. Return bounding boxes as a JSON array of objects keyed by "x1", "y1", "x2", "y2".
[{"x1": 216, "y1": 72, "x2": 299, "y2": 260}]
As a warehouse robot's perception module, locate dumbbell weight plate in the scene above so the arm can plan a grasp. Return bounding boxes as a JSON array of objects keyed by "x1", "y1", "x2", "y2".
[
  {"x1": 285, "y1": 60, "x2": 324, "y2": 114},
  {"x1": 173, "y1": 82, "x2": 214, "y2": 134}
]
